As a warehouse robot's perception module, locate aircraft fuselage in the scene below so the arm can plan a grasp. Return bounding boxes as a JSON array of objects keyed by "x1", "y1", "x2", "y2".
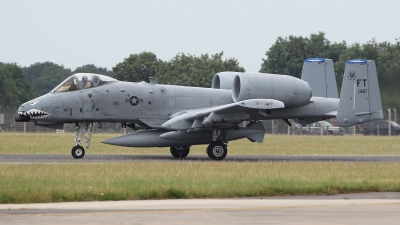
[{"x1": 18, "y1": 81, "x2": 337, "y2": 127}]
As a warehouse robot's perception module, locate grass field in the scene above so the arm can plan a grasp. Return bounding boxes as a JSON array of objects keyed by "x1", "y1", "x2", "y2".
[
  {"x1": 1, "y1": 132, "x2": 400, "y2": 155},
  {"x1": 1, "y1": 132, "x2": 400, "y2": 203},
  {"x1": 1, "y1": 161, "x2": 400, "y2": 203}
]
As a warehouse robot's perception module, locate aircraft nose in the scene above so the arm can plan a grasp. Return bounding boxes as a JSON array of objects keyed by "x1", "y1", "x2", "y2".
[
  {"x1": 15, "y1": 103, "x2": 31, "y2": 122},
  {"x1": 15, "y1": 99, "x2": 51, "y2": 122},
  {"x1": 15, "y1": 113, "x2": 31, "y2": 122}
]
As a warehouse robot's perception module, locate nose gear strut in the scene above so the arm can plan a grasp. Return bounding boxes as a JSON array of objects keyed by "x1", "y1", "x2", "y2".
[{"x1": 71, "y1": 122, "x2": 93, "y2": 159}]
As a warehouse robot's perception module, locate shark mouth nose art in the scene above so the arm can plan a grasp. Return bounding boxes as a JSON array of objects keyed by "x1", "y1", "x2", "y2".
[{"x1": 18, "y1": 109, "x2": 51, "y2": 119}]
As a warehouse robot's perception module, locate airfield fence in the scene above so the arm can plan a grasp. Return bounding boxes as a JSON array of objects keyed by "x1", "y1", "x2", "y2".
[{"x1": 1, "y1": 110, "x2": 399, "y2": 136}]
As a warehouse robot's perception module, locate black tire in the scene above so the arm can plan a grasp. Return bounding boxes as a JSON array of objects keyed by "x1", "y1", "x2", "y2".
[
  {"x1": 72, "y1": 145, "x2": 85, "y2": 159},
  {"x1": 170, "y1": 146, "x2": 190, "y2": 158},
  {"x1": 207, "y1": 142, "x2": 227, "y2": 160}
]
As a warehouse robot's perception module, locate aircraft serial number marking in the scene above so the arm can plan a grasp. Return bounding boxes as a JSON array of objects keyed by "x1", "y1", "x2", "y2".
[{"x1": 358, "y1": 89, "x2": 368, "y2": 94}]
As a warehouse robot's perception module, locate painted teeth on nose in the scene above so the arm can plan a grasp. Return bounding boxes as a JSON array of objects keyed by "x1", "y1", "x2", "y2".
[{"x1": 24, "y1": 109, "x2": 51, "y2": 119}]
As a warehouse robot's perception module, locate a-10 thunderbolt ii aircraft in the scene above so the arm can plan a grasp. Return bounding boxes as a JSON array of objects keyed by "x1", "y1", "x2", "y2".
[{"x1": 15, "y1": 58, "x2": 383, "y2": 160}]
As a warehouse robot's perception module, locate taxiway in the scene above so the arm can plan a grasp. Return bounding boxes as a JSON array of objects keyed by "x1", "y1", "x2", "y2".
[
  {"x1": 1, "y1": 192, "x2": 400, "y2": 224},
  {"x1": 1, "y1": 154, "x2": 400, "y2": 163}
]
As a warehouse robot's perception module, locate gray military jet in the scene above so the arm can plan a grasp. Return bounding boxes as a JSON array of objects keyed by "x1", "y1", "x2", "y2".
[{"x1": 15, "y1": 58, "x2": 383, "y2": 160}]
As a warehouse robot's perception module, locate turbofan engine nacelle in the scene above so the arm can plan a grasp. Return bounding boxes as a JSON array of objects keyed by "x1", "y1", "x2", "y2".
[
  {"x1": 211, "y1": 72, "x2": 243, "y2": 90},
  {"x1": 232, "y1": 73, "x2": 312, "y2": 108}
]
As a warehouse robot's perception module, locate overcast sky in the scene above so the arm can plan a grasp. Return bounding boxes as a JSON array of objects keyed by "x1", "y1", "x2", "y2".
[{"x1": 1, "y1": 0, "x2": 400, "y2": 73}]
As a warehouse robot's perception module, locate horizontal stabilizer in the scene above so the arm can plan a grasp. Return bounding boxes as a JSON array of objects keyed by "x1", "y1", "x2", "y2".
[{"x1": 337, "y1": 59, "x2": 383, "y2": 127}]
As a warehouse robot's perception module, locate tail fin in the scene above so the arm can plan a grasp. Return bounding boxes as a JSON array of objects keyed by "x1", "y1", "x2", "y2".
[
  {"x1": 301, "y1": 58, "x2": 338, "y2": 98},
  {"x1": 337, "y1": 59, "x2": 383, "y2": 127}
]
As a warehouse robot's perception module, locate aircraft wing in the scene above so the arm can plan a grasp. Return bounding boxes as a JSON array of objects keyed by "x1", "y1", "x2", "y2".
[{"x1": 161, "y1": 99, "x2": 284, "y2": 130}]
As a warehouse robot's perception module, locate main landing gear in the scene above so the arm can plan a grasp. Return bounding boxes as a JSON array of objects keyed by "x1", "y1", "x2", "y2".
[
  {"x1": 168, "y1": 129, "x2": 229, "y2": 160},
  {"x1": 206, "y1": 141, "x2": 227, "y2": 160},
  {"x1": 71, "y1": 122, "x2": 93, "y2": 159},
  {"x1": 170, "y1": 146, "x2": 190, "y2": 159},
  {"x1": 206, "y1": 129, "x2": 228, "y2": 160},
  {"x1": 169, "y1": 142, "x2": 228, "y2": 160}
]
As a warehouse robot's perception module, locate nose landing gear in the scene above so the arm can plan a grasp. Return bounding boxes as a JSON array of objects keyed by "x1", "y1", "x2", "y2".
[{"x1": 71, "y1": 122, "x2": 93, "y2": 159}]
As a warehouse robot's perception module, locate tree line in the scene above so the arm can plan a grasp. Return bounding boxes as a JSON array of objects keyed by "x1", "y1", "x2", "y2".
[
  {"x1": 261, "y1": 32, "x2": 400, "y2": 108},
  {"x1": 1, "y1": 31, "x2": 400, "y2": 111}
]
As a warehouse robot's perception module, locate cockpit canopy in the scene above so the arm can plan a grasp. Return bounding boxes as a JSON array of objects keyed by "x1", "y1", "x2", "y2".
[{"x1": 52, "y1": 73, "x2": 118, "y2": 93}]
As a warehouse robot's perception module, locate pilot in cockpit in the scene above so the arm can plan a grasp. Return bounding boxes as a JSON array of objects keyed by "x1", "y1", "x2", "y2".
[
  {"x1": 92, "y1": 75, "x2": 100, "y2": 87},
  {"x1": 81, "y1": 76, "x2": 93, "y2": 89},
  {"x1": 53, "y1": 73, "x2": 117, "y2": 93},
  {"x1": 83, "y1": 81, "x2": 93, "y2": 89},
  {"x1": 56, "y1": 78, "x2": 78, "y2": 92}
]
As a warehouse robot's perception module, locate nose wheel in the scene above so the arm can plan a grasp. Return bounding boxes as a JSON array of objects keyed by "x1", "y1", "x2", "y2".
[{"x1": 72, "y1": 145, "x2": 85, "y2": 159}]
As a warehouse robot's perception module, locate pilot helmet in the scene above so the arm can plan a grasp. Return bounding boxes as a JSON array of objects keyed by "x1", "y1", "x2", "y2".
[{"x1": 92, "y1": 75, "x2": 99, "y2": 86}]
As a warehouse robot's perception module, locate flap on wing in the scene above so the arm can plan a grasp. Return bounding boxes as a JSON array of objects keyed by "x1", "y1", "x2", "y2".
[{"x1": 162, "y1": 99, "x2": 284, "y2": 130}]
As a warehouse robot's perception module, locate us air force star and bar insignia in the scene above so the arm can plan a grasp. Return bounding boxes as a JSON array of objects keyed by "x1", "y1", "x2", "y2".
[
  {"x1": 125, "y1": 96, "x2": 143, "y2": 106},
  {"x1": 348, "y1": 71, "x2": 356, "y2": 80}
]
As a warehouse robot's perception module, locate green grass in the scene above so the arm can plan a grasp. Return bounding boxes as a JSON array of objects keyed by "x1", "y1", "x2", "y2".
[
  {"x1": 1, "y1": 161, "x2": 400, "y2": 203},
  {"x1": 2, "y1": 133, "x2": 400, "y2": 203},
  {"x1": 1, "y1": 132, "x2": 400, "y2": 155}
]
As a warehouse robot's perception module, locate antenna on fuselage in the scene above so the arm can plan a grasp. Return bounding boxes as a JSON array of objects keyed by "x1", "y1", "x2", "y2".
[{"x1": 148, "y1": 77, "x2": 157, "y2": 85}]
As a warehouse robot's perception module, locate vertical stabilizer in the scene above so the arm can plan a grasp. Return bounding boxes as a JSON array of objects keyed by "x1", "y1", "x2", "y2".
[
  {"x1": 337, "y1": 59, "x2": 383, "y2": 127},
  {"x1": 301, "y1": 58, "x2": 338, "y2": 98}
]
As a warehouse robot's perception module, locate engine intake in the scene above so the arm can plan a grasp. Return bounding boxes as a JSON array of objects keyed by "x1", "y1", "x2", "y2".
[
  {"x1": 232, "y1": 73, "x2": 312, "y2": 108},
  {"x1": 211, "y1": 72, "x2": 243, "y2": 90}
]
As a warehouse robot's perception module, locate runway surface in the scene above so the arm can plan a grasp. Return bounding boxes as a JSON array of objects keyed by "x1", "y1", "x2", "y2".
[
  {"x1": 1, "y1": 192, "x2": 400, "y2": 224},
  {"x1": 1, "y1": 154, "x2": 400, "y2": 163}
]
